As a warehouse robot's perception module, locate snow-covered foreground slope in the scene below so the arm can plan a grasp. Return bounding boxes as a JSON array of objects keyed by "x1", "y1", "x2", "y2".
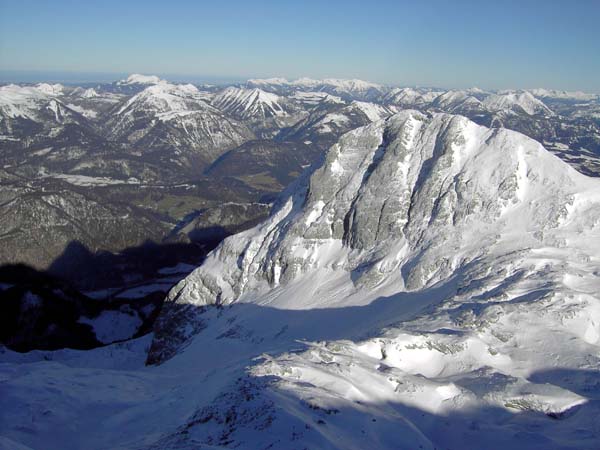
[{"x1": 2, "y1": 111, "x2": 600, "y2": 450}]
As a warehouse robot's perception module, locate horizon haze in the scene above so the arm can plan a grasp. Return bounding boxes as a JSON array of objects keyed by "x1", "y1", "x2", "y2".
[{"x1": 1, "y1": 0, "x2": 600, "y2": 92}]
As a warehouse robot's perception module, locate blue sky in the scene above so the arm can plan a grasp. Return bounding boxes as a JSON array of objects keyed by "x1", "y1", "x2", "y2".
[{"x1": 1, "y1": 0, "x2": 599, "y2": 91}]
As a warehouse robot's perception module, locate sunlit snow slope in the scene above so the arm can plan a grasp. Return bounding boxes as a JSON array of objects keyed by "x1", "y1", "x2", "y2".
[{"x1": 149, "y1": 110, "x2": 600, "y2": 448}]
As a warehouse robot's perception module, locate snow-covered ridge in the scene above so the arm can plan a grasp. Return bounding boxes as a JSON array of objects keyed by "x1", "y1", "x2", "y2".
[
  {"x1": 115, "y1": 81, "x2": 210, "y2": 118},
  {"x1": 529, "y1": 88, "x2": 598, "y2": 101},
  {"x1": 246, "y1": 77, "x2": 290, "y2": 86},
  {"x1": 0, "y1": 84, "x2": 73, "y2": 121},
  {"x1": 350, "y1": 100, "x2": 393, "y2": 122},
  {"x1": 247, "y1": 77, "x2": 382, "y2": 92},
  {"x1": 483, "y1": 90, "x2": 554, "y2": 116},
  {"x1": 290, "y1": 91, "x2": 345, "y2": 106},
  {"x1": 320, "y1": 78, "x2": 382, "y2": 91},
  {"x1": 384, "y1": 87, "x2": 442, "y2": 106},
  {"x1": 0, "y1": 84, "x2": 49, "y2": 119},
  {"x1": 213, "y1": 86, "x2": 288, "y2": 119},
  {"x1": 108, "y1": 80, "x2": 254, "y2": 163},
  {"x1": 431, "y1": 90, "x2": 483, "y2": 111},
  {"x1": 81, "y1": 87, "x2": 99, "y2": 98},
  {"x1": 152, "y1": 110, "x2": 600, "y2": 357},
  {"x1": 34, "y1": 83, "x2": 64, "y2": 96}
]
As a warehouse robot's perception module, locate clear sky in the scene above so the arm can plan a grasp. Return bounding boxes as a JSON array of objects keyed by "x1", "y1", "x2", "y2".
[{"x1": 1, "y1": 0, "x2": 599, "y2": 92}]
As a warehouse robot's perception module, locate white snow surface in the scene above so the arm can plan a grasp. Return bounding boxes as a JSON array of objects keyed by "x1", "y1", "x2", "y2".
[
  {"x1": 351, "y1": 101, "x2": 393, "y2": 122},
  {"x1": 529, "y1": 88, "x2": 598, "y2": 101},
  {"x1": 45, "y1": 173, "x2": 140, "y2": 186},
  {"x1": 431, "y1": 89, "x2": 483, "y2": 111},
  {"x1": 117, "y1": 74, "x2": 164, "y2": 85},
  {"x1": 34, "y1": 83, "x2": 64, "y2": 96},
  {"x1": 2, "y1": 111, "x2": 600, "y2": 449},
  {"x1": 213, "y1": 86, "x2": 288, "y2": 119},
  {"x1": 483, "y1": 91, "x2": 554, "y2": 116},
  {"x1": 0, "y1": 84, "x2": 62, "y2": 120},
  {"x1": 109, "y1": 81, "x2": 253, "y2": 157},
  {"x1": 290, "y1": 91, "x2": 345, "y2": 106},
  {"x1": 65, "y1": 103, "x2": 98, "y2": 119},
  {"x1": 81, "y1": 88, "x2": 100, "y2": 98},
  {"x1": 115, "y1": 82, "x2": 206, "y2": 117},
  {"x1": 385, "y1": 87, "x2": 442, "y2": 106},
  {"x1": 246, "y1": 77, "x2": 382, "y2": 95}
]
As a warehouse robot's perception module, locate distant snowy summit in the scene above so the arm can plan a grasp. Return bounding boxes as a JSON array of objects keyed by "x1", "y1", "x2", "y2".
[
  {"x1": 213, "y1": 86, "x2": 290, "y2": 120},
  {"x1": 484, "y1": 90, "x2": 554, "y2": 115},
  {"x1": 0, "y1": 83, "x2": 86, "y2": 125},
  {"x1": 247, "y1": 77, "x2": 382, "y2": 90},
  {"x1": 116, "y1": 73, "x2": 164, "y2": 86},
  {"x1": 529, "y1": 88, "x2": 598, "y2": 101},
  {"x1": 246, "y1": 77, "x2": 383, "y2": 100},
  {"x1": 109, "y1": 73, "x2": 598, "y2": 106}
]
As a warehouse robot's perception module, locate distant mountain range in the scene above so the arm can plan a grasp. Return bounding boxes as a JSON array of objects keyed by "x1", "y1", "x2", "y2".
[{"x1": 1, "y1": 74, "x2": 599, "y2": 292}]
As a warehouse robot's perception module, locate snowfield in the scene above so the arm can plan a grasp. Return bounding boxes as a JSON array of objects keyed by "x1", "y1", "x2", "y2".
[{"x1": 2, "y1": 111, "x2": 600, "y2": 449}]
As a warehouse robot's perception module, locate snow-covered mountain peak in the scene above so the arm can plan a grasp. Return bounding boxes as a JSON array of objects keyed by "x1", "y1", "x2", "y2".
[
  {"x1": 80, "y1": 87, "x2": 100, "y2": 98},
  {"x1": 34, "y1": 83, "x2": 64, "y2": 96},
  {"x1": 115, "y1": 81, "x2": 209, "y2": 117},
  {"x1": 138, "y1": 111, "x2": 600, "y2": 448},
  {"x1": 465, "y1": 86, "x2": 488, "y2": 95},
  {"x1": 117, "y1": 73, "x2": 164, "y2": 86},
  {"x1": 315, "y1": 78, "x2": 384, "y2": 100},
  {"x1": 106, "y1": 80, "x2": 254, "y2": 168},
  {"x1": 151, "y1": 110, "x2": 599, "y2": 363},
  {"x1": 432, "y1": 90, "x2": 482, "y2": 110},
  {"x1": 384, "y1": 87, "x2": 442, "y2": 106},
  {"x1": 483, "y1": 90, "x2": 554, "y2": 116},
  {"x1": 213, "y1": 86, "x2": 288, "y2": 120},
  {"x1": 0, "y1": 84, "x2": 73, "y2": 121}
]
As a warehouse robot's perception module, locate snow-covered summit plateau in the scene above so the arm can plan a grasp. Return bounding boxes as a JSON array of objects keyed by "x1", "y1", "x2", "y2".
[{"x1": 116, "y1": 73, "x2": 164, "y2": 86}]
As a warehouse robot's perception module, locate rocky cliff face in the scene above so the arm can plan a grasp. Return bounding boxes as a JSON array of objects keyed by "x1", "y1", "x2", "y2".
[{"x1": 148, "y1": 110, "x2": 600, "y2": 364}]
